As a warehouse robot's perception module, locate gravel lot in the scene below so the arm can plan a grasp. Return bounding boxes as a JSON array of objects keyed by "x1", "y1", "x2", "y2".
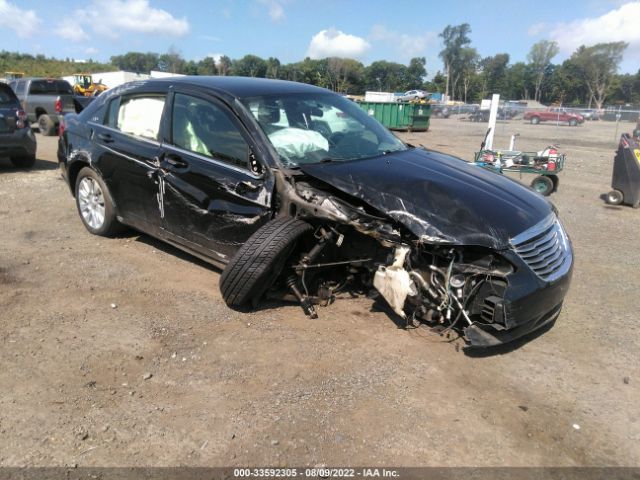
[{"x1": 0, "y1": 118, "x2": 638, "y2": 467}]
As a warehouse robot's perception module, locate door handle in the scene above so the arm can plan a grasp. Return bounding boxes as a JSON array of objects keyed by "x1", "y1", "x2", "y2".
[
  {"x1": 235, "y1": 180, "x2": 261, "y2": 193},
  {"x1": 163, "y1": 154, "x2": 189, "y2": 170},
  {"x1": 97, "y1": 132, "x2": 114, "y2": 143}
]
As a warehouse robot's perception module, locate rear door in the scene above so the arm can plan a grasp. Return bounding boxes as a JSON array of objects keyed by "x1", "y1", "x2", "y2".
[
  {"x1": 91, "y1": 92, "x2": 167, "y2": 234},
  {"x1": 157, "y1": 90, "x2": 272, "y2": 261}
]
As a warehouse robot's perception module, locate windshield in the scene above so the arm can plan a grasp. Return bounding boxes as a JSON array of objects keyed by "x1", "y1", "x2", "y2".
[{"x1": 242, "y1": 92, "x2": 407, "y2": 167}]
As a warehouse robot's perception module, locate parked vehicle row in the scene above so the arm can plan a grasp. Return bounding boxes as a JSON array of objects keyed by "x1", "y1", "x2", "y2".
[{"x1": 56, "y1": 76, "x2": 573, "y2": 348}]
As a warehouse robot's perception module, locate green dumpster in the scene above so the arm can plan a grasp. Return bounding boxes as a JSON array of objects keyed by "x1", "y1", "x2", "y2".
[{"x1": 357, "y1": 102, "x2": 431, "y2": 132}]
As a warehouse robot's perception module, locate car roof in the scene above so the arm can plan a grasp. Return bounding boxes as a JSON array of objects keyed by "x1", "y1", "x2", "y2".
[{"x1": 141, "y1": 76, "x2": 330, "y2": 99}]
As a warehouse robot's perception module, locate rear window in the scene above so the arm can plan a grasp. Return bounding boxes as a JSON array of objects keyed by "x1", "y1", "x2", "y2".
[
  {"x1": 28, "y1": 80, "x2": 73, "y2": 95},
  {"x1": 0, "y1": 85, "x2": 19, "y2": 105}
]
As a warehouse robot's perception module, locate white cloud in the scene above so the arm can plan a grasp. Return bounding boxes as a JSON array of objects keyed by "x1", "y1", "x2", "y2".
[
  {"x1": 85, "y1": 47, "x2": 99, "y2": 56},
  {"x1": 257, "y1": 0, "x2": 286, "y2": 21},
  {"x1": 0, "y1": 0, "x2": 40, "y2": 38},
  {"x1": 54, "y1": 19, "x2": 89, "y2": 41},
  {"x1": 54, "y1": 0, "x2": 189, "y2": 40},
  {"x1": 547, "y1": 2, "x2": 640, "y2": 54},
  {"x1": 370, "y1": 25, "x2": 436, "y2": 59},
  {"x1": 306, "y1": 28, "x2": 371, "y2": 59}
]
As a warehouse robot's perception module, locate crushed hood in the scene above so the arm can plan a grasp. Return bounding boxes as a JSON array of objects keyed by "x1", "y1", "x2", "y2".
[{"x1": 300, "y1": 148, "x2": 553, "y2": 249}]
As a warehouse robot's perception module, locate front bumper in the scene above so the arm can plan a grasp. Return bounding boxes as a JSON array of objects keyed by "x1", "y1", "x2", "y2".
[
  {"x1": 0, "y1": 127, "x2": 37, "y2": 158},
  {"x1": 463, "y1": 244, "x2": 573, "y2": 348}
]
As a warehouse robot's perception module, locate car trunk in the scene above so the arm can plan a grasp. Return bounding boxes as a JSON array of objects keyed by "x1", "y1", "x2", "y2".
[{"x1": 0, "y1": 108, "x2": 18, "y2": 133}]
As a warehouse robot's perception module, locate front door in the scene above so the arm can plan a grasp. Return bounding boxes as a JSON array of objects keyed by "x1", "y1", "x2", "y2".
[{"x1": 158, "y1": 91, "x2": 272, "y2": 262}]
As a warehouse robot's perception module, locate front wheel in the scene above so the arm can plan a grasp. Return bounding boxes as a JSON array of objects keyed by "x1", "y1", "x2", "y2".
[
  {"x1": 75, "y1": 167, "x2": 122, "y2": 236},
  {"x1": 220, "y1": 217, "x2": 313, "y2": 308},
  {"x1": 606, "y1": 189, "x2": 624, "y2": 205},
  {"x1": 531, "y1": 175, "x2": 554, "y2": 196},
  {"x1": 530, "y1": 116, "x2": 540, "y2": 125},
  {"x1": 569, "y1": 119, "x2": 577, "y2": 126}
]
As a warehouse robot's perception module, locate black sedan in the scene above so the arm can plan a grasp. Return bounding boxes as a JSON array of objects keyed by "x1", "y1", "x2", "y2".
[
  {"x1": 58, "y1": 76, "x2": 573, "y2": 348},
  {"x1": 0, "y1": 82, "x2": 36, "y2": 168}
]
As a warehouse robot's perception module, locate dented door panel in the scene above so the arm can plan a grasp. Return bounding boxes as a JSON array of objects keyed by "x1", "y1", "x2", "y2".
[{"x1": 158, "y1": 146, "x2": 272, "y2": 261}]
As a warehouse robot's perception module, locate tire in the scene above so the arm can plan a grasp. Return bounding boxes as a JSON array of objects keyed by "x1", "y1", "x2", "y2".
[
  {"x1": 220, "y1": 217, "x2": 313, "y2": 308},
  {"x1": 531, "y1": 176, "x2": 554, "y2": 196},
  {"x1": 569, "y1": 119, "x2": 577, "y2": 126},
  {"x1": 606, "y1": 189, "x2": 624, "y2": 205},
  {"x1": 74, "y1": 167, "x2": 122, "y2": 236},
  {"x1": 530, "y1": 116, "x2": 540, "y2": 125},
  {"x1": 10, "y1": 155, "x2": 36, "y2": 169},
  {"x1": 38, "y1": 114, "x2": 56, "y2": 136},
  {"x1": 549, "y1": 175, "x2": 560, "y2": 192}
]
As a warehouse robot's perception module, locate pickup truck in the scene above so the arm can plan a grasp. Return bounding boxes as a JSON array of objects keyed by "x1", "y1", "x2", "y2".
[
  {"x1": 523, "y1": 108, "x2": 584, "y2": 126},
  {"x1": 8, "y1": 77, "x2": 75, "y2": 136}
]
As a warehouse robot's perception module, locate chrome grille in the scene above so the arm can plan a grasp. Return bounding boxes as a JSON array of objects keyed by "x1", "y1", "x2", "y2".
[{"x1": 511, "y1": 215, "x2": 572, "y2": 281}]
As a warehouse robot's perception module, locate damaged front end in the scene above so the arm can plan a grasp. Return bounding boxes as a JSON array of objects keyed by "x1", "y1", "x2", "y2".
[{"x1": 269, "y1": 173, "x2": 572, "y2": 348}]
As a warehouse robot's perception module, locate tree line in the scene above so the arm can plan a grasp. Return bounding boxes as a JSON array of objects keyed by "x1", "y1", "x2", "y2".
[
  {"x1": 0, "y1": 51, "x2": 116, "y2": 79},
  {"x1": 108, "y1": 50, "x2": 430, "y2": 95},
  {"x1": 2, "y1": 23, "x2": 638, "y2": 108}
]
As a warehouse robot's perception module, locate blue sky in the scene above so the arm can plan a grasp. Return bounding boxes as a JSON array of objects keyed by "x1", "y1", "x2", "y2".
[{"x1": 1, "y1": 0, "x2": 639, "y2": 75}]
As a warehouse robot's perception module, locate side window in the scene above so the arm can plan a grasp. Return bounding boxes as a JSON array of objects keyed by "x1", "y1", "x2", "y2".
[
  {"x1": 29, "y1": 80, "x2": 58, "y2": 95},
  {"x1": 171, "y1": 93, "x2": 249, "y2": 169},
  {"x1": 104, "y1": 98, "x2": 119, "y2": 128},
  {"x1": 116, "y1": 95, "x2": 165, "y2": 140}
]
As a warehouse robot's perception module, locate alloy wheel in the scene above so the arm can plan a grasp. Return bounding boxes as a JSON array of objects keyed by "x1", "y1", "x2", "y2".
[{"x1": 77, "y1": 177, "x2": 106, "y2": 229}]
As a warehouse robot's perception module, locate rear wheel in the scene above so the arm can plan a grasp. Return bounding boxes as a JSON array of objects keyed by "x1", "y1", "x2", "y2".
[
  {"x1": 38, "y1": 114, "x2": 56, "y2": 136},
  {"x1": 530, "y1": 116, "x2": 540, "y2": 125},
  {"x1": 10, "y1": 155, "x2": 36, "y2": 169},
  {"x1": 220, "y1": 217, "x2": 313, "y2": 308},
  {"x1": 549, "y1": 174, "x2": 560, "y2": 192},
  {"x1": 74, "y1": 167, "x2": 122, "y2": 236},
  {"x1": 606, "y1": 189, "x2": 624, "y2": 205},
  {"x1": 531, "y1": 175, "x2": 554, "y2": 196}
]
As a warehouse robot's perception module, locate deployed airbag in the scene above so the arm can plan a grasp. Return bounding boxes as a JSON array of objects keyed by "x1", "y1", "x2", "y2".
[{"x1": 268, "y1": 127, "x2": 328, "y2": 159}]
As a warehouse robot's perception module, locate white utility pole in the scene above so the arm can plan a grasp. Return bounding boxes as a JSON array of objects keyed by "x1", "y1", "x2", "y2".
[{"x1": 485, "y1": 94, "x2": 500, "y2": 150}]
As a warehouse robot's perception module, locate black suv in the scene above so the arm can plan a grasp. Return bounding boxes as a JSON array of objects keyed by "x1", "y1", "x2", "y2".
[
  {"x1": 0, "y1": 82, "x2": 37, "y2": 168},
  {"x1": 58, "y1": 77, "x2": 573, "y2": 348}
]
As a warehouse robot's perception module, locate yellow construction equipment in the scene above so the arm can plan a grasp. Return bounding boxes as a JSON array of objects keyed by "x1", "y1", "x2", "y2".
[
  {"x1": 72, "y1": 74, "x2": 108, "y2": 97},
  {"x1": 4, "y1": 72, "x2": 24, "y2": 81}
]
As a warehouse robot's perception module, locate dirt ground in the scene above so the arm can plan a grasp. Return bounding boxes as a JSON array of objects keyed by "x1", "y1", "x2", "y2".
[{"x1": 0, "y1": 117, "x2": 638, "y2": 468}]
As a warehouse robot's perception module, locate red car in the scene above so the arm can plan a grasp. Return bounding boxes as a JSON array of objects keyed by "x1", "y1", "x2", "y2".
[{"x1": 524, "y1": 108, "x2": 584, "y2": 126}]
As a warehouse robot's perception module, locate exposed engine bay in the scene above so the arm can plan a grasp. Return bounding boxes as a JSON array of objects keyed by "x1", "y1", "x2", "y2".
[{"x1": 267, "y1": 175, "x2": 517, "y2": 346}]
